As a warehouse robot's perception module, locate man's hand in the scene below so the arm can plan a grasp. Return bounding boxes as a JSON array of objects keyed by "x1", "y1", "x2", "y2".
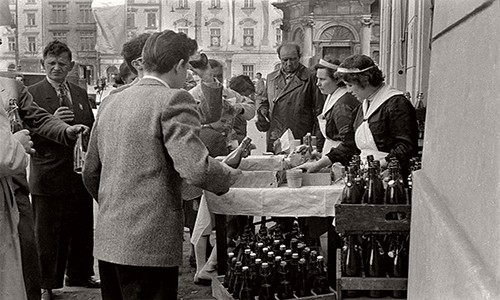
[
  {"x1": 65, "y1": 124, "x2": 90, "y2": 140},
  {"x1": 13, "y1": 129, "x2": 35, "y2": 155},
  {"x1": 54, "y1": 107, "x2": 75, "y2": 123}
]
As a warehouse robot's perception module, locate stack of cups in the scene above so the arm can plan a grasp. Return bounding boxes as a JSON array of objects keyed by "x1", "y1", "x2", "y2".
[{"x1": 286, "y1": 169, "x2": 303, "y2": 188}]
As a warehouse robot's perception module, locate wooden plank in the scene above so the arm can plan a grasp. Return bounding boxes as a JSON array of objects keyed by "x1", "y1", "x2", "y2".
[
  {"x1": 334, "y1": 203, "x2": 411, "y2": 234},
  {"x1": 339, "y1": 277, "x2": 407, "y2": 290}
]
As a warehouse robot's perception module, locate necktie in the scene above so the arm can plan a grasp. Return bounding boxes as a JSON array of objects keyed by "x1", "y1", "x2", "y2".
[{"x1": 58, "y1": 84, "x2": 72, "y2": 109}]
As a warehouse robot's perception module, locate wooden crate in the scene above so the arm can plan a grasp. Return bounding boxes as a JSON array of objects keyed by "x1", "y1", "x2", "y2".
[
  {"x1": 212, "y1": 275, "x2": 338, "y2": 300},
  {"x1": 334, "y1": 203, "x2": 411, "y2": 234},
  {"x1": 334, "y1": 202, "x2": 410, "y2": 300}
]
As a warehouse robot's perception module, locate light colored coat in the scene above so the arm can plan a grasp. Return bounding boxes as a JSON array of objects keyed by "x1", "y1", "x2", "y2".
[{"x1": 83, "y1": 77, "x2": 235, "y2": 267}]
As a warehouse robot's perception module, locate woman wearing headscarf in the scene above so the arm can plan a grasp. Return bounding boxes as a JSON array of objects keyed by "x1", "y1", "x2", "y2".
[{"x1": 299, "y1": 54, "x2": 418, "y2": 174}]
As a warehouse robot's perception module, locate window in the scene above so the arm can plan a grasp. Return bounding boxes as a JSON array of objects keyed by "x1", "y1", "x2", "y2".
[
  {"x1": 178, "y1": 28, "x2": 188, "y2": 35},
  {"x1": 79, "y1": 31, "x2": 95, "y2": 51},
  {"x1": 210, "y1": 0, "x2": 220, "y2": 8},
  {"x1": 243, "y1": 28, "x2": 254, "y2": 46},
  {"x1": 79, "y1": 4, "x2": 93, "y2": 23},
  {"x1": 51, "y1": 31, "x2": 67, "y2": 44},
  {"x1": 8, "y1": 37, "x2": 15, "y2": 52},
  {"x1": 127, "y1": 12, "x2": 135, "y2": 28},
  {"x1": 10, "y1": 12, "x2": 15, "y2": 27},
  {"x1": 51, "y1": 4, "x2": 68, "y2": 24},
  {"x1": 243, "y1": 0, "x2": 254, "y2": 8},
  {"x1": 146, "y1": 11, "x2": 157, "y2": 28},
  {"x1": 178, "y1": 0, "x2": 188, "y2": 9},
  {"x1": 210, "y1": 28, "x2": 221, "y2": 47},
  {"x1": 27, "y1": 13, "x2": 36, "y2": 26},
  {"x1": 27, "y1": 0, "x2": 36, "y2": 3},
  {"x1": 276, "y1": 27, "x2": 282, "y2": 44},
  {"x1": 242, "y1": 65, "x2": 254, "y2": 78},
  {"x1": 28, "y1": 37, "x2": 36, "y2": 52}
]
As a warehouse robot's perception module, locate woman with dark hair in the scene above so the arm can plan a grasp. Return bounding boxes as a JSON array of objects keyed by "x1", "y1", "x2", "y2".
[
  {"x1": 314, "y1": 55, "x2": 360, "y2": 155},
  {"x1": 228, "y1": 74, "x2": 256, "y2": 143},
  {"x1": 299, "y1": 54, "x2": 418, "y2": 173}
]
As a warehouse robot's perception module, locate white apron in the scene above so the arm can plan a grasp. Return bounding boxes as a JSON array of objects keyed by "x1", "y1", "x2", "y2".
[
  {"x1": 318, "y1": 87, "x2": 348, "y2": 156},
  {"x1": 354, "y1": 84, "x2": 403, "y2": 163}
]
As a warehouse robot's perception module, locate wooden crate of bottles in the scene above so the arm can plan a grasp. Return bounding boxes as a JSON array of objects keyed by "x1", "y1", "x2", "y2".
[
  {"x1": 212, "y1": 275, "x2": 337, "y2": 300},
  {"x1": 211, "y1": 220, "x2": 337, "y2": 300},
  {"x1": 333, "y1": 155, "x2": 418, "y2": 300}
]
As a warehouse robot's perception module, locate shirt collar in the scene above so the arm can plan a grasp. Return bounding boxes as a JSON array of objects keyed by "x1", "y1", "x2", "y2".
[
  {"x1": 47, "y1": 76, "x2": 68, "y2": 91},
  {"x1": 142, "y1": 75, "x2": 170, "y2": 88}
]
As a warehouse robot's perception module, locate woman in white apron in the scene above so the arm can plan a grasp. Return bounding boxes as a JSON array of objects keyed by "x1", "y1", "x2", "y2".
[
  {"x1": 299, "y1": 54, "x2": 418, "y2": 174},
  {"x1": 315, "y1": 56, "x2": 360, "y2": 156}
]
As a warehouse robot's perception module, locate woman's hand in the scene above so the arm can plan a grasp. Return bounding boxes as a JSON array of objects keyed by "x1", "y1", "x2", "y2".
[{"x1": 295, "y1": 156, "x2": 332, "y2": 173}]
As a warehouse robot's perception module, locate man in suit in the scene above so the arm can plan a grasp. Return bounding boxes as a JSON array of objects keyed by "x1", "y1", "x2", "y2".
[
  {"x1": 82, "y1": 30, "x2": 241, "y2": 299},
  {"x1": 28, "y1": 40, "x2": 97, "y2": 300}
]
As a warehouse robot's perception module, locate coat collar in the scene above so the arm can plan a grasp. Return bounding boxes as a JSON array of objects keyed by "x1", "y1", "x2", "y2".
[{"x1": 268, "y1": 63, "x2": 310, "y2": 82}]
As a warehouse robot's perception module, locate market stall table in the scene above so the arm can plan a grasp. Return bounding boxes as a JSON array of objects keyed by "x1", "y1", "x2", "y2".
[{"x1": 201, "y1": 180, "x2": 344, "y2": 283}]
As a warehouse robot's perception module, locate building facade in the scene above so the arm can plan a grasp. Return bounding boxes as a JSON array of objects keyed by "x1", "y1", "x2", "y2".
[
  {"x1": 273, "y1": 0, "x2": 381, "y2": 67},
  {"x1": 0, "y1": 0, "x2": 97, "y2": 85}
]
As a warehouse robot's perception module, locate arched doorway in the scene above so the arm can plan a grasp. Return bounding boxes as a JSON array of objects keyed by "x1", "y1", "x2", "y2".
[
  {"x1": 316, "y1": 24, "x2": 358, "y2": 61},
  {"x1": 106, "y1": 66, "x2": 118, "y2": 84}
]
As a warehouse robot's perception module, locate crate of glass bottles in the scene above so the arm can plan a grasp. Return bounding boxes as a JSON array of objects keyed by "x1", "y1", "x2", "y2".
[
  {"x1": 212, "y1": 275, "x2": 338, "y2": 300},
  {"x1": 334, "y1": 202, "x2": 411, "y2": 234}
]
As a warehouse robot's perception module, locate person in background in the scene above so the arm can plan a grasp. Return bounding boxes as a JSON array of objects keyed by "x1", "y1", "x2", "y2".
[
  {"x1": 298, "y1": 54, "x2": 418, "y2": 175},
  {"x1": 0, "y1": 104, "x2": 34, "y2": 300},
  {"x1": 83, "y1": 30, "x2": 241, "y2": 299},
  {"x1": 189, "y1": 60, "x2": 255, "y2": 285},
  {"x1": 228, "y1": 74, "x2": 256, "y2": 143},
  {"x1": 254, "y1": 71, "x2": 266, "y2": 107},
  {"x1": 314, "y1": 55, "x2": 360, "y2": 154},
  {"x1": 256, "y1": 43, "x2": 323, "y2": 153},
  {"x1": 28, "y1": 40, "x2": 97, "y2": 300},
  {"x1": 118, "y1": 61, "x2": 137, "y2": 85}
]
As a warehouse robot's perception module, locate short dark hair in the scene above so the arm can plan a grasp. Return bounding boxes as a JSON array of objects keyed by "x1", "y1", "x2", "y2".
[
  {"x1": 229, "y1": 74, "x2": 255, "y2": 95},
  {"x1": 337, "y1": 54, "x2": 384, "y2": 88},
  {"x1": 314, "y1": 55, "x2": 345, "y2": 87},
  {"x1": 276, "y1": 43, "x2": 301, "y2": 58},
  {"x1": 43, "y1": 40, "x2": 72, "y2": 61},
  {"x1": 142, "y1": 30, "x2": 198, "y2": 74},
  {"x1": 256, "y1": 72, "x2": 262, "y2": 76},
  {"x1": 121, "y1": 33, "x2": 151, "y2": 75}
]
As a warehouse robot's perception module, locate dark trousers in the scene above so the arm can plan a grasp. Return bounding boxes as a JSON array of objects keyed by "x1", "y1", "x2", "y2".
[
  {"x1": 99, "y1": 260, "x2": 179, "y2": 300},
  {"x1": 15, "y1": 190, "x2": 41, "y2": 300},
  {"x1": 32, "y1": 193, "x2": 95, "y2": 289}
]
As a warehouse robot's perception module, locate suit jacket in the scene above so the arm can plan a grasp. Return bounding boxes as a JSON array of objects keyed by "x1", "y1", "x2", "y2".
[
  {"x1": 258, "y1": 64, "x2": 323, "y2": 152},
  {"x1": 28, "y1": 78, "x2": 94, "y2": 196},
  {"x1": 82, "y1": 77, "x2": 235, "y2": 267}
]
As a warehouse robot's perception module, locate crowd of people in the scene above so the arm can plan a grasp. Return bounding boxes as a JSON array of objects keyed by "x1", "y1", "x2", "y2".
[{"x1": 1, "y1": 27, "x2": 418, "y2": 300}]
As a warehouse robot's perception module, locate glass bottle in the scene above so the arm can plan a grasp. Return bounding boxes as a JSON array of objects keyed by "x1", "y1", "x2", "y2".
[
  {"x1": 258, "y1": 262, "x2": 274, "y2": 300},
  {"x1": 289, "y1": 253, "x2": 300, "y2": 294},
  {"x1": 223, "y1": 136, "x2": 253, "y2": 168},
  {"x1": 253, "y1": 258, "x2": 263, "y2": 297},
  {"x1": 7, "y1": 98, "x2": 23, "y2": 133},
  {"x1": 388, "y1": 234, "x2": 409, "y2": 298},
  {"x1": 295, "y1": 258, "x2": 312, "y2": 297},
  {"x1": 312, "y1": 256, "x2": 330, "y2": 295},
  {"x1": 232, "y1": 261, "x2": 244, "y2": 298},
  {"x1": 341, "y1": 165, "x2": 363, "y2": 204},
  {"x1": 384, "y1": 158, "x2": 406, "y2": 205},
  {"x1": 342, "y1": 235, "x2": 362, "y2": 298},
  {"x1": 366, "y1": 236, "x2": 385, "y2": 298},
  {"x1": 73, "y1": 131, "x2": 86, "y2": 174},
  {"x1": 239, "y1": 266, "x2": 254, "y2": 300},
  {"x1": 363, "y1": 164, "x2": 384, "y2": 204},
  {"x1": 223, "y1": 252, "x2": 235, "y2": 287},
  {"x1": 276, "y1": 261, "x2": 294, "y2": 299}
]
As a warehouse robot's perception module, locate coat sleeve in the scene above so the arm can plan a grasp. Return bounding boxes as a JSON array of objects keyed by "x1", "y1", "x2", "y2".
[
  {"x1": 0, "y1": 107, "x2": 28, "y2": 177},
  {"x1": 82, "y1": 116, "x2": 101, "y2": 200},
  {"x1": 21, "y1": 85, "x2": 71, "y2": 146},
  {"x1": 162, "y1": 90, "x2": 234, "y2": 195},
  {"x1": 196, "y1": 82, "x2": 223, "y2": 124}
]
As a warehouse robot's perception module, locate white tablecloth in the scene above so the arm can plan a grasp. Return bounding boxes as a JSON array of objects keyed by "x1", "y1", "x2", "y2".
[{"x1": 190, "y1": 183, "x2": 343, "y2": 246}]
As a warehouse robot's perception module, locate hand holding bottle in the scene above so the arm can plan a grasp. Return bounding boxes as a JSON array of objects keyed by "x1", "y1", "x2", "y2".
[{"x1": 223, "y1": 136, "x2": 253, "y2": 169}]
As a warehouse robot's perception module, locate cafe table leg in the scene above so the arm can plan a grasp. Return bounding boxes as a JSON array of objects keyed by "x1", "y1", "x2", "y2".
[{"x1": 215, "y1": 213, "x2": 228, "y2": 275}]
